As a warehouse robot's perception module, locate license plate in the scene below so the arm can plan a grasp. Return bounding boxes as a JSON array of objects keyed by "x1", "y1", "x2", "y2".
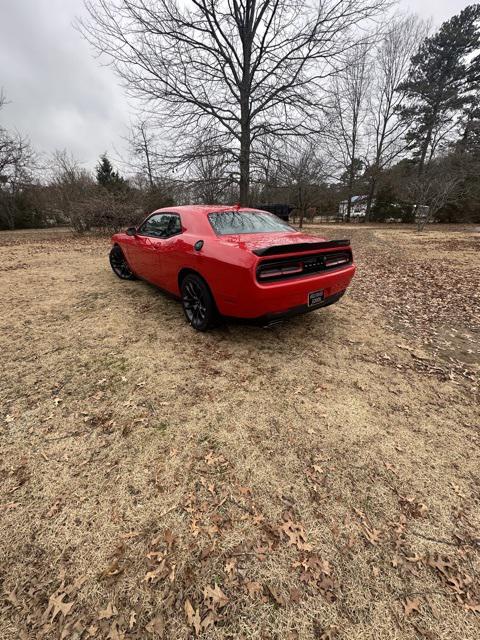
[{"x1": 308, "y1": 289, "x2": 324, "y2": 306}]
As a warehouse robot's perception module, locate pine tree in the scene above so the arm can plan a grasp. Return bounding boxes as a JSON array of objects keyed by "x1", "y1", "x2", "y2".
[
  {"x1": 458, "y1": 52, "x2": 480, "y2": 155},
  {"x1": 95, "y1": 153, "x2": 125, "y2": 190},
  {"x1": 397, "y1": 5, "x2": 480, "y2": 174}
]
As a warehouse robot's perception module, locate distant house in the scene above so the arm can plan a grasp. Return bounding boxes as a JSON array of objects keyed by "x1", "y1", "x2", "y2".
[{"x1": 338, "y1": 195, "x2": 369, "y2": 219}]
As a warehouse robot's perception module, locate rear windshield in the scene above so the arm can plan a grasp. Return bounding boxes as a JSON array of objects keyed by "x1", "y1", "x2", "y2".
[{"x1": 208, "y1": 210, "x2": 294, "y2": 235}]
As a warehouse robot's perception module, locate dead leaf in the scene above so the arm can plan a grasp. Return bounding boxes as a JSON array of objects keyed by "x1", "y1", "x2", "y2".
[
  {"x1": 313, "y1": 621, "x2": 339, "y2": 639},
  {"x1": 412, "y1": 623, "x2": 436, "y2": 639},
  {"x1": 145, "y1": 616, "x2": 165, "y2": 635},
  {"x1": 244, "y1": 581, "x2": 263, "y2": 599},
  {"x1": 6, "y1": 590, "x2": 20, "y2": 607},
  {"x1": 129, "y1": 610, "x2": 137, "y2": 629},
  {"x1": 46, "y1": 499, "x2": 62, "y2": 518},
  {"x1": 279, "y1": 519, "x2": 313, "y2": 551},
  {"x1": 120, "y1": 530, "x2": 140, "y2": 540},
  {"x1": 403, "y1": 597, "x2": 422, "y2": 616},
  {"x1": 225, "y1": 558, "x2": 237, "y2": 576},
  {"x1": 266, "y1": 584, "x2": 287, "y2": 607},
  {"x1": 203, "y1": 583, "x2": 229, "y2": 609},
  {"x1": 107, "y1": 621, "x2": 124, "y2": 640},
  {"x1": 289, "y1": 587, "x2": 302, "y2": 603},
  {"x1": 427, "y1": 555, "x2": 453, "y2": 577},
  {"x1": 362, "y1": 525, "x2": 382, "y2": 545},
  {"x1": 201, "y1": 611, "x2": 217, "y2": 631},
  {"x1": 164, "y1": 528, "x2": 176, "y2": 549},
  {"x1": 184, "y1": 599, "x2": 201, "y2": 636},
  {"x1": 144, "y1": 560, "x2": 169, "y2": 585},
  {"x1": 45, "y1": 591, "x2": 74, "y2": 622},
  {"x1": 98, "y1": 558, "x2": 123, "y2": 580},
  {"x1": 98, "y1": 601, "x2": 117, "y2": 620}
]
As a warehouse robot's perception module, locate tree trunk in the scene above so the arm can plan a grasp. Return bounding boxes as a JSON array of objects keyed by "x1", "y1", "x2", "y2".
[
  {"x1": 365, "y1": 175, "x2": 376, "y2": 222},
  {"x1": 346, "y1": 168, "x2": 354, "y2": 222},
  {"x1": 239, "y1": 117, "x2": 250, "y2": 205},
  {"x1": 141, "y1": 126, "x2": 154, "y2": 189},
  {"x1": 299, "y1": 208, "x2": 305, "y2": 228}
]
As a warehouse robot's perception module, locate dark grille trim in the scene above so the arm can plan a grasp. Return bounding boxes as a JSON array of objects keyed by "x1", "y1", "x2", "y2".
[{"x1": 252, "y1": 239, "x2": 350, "y2": 256}]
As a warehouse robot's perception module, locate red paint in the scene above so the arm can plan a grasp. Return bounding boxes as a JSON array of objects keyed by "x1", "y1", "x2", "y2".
[{"x1": 112, "y1": 205, "x2": 356, "y2": 320}]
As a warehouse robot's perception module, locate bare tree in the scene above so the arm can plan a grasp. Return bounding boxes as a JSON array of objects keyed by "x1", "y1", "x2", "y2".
[
  {"x1": 125, "y1": 119, "x2": 160, "y2": 188},
  {"x1": 364, "y1": 14, "x2": 429, "y2": 219},
  {"x1": 279, "y1": 143, "x2": 328, "y2": 228},
  {"x1": 329, "y1": 42, "x2": 371, "y2": 220},
  {"x1": 78, "y1": 0, "x2": 388, "y2": 205},
  {"x1": 190, "y1": 142, "x2": 235, "y2": 204},
  {"x1": 401, "y1": 154, "x2": 467, "y2": 230},
  {"x1": 50, "y1": 150, "x2": 96, "y2": 232},
  {"x1": 250, "y1": 137, "x2": 283, "y2": 204},
  {"x1": 0, "y1": 91, "x2": 36, "y2": 229}
]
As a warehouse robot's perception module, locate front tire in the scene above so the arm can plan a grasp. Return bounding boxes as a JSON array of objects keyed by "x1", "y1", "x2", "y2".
[
  {"x1": 109, "y1": 245, "x2": 136, "y2": 280},
  {"x1": 181, "y1": 274, "x2": 218, "y2": 331}
]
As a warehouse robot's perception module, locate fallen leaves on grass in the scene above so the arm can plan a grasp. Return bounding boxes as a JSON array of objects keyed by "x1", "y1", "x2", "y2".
[
  {"x1": 403, "y1": 597, "x2": 422, "y2": 616},
  {"x1": 145, "y1": 615, "x2": 165, "y2": 635},
  {"x1": 98, "y1": 602, "x2": 117, "y2": 620},
  {"x1": 266, "y1": 584, "x2": 287, "y2": 607},
  {"x1": 278, "y1": 516, "x2": 313, "y2": 551},
  {"x1": 184, "y1": 599, "x2": 201, "y2": 636},
  {"x1": 313, "y1": 621, "x2": 339, "y2": 639},
  {"x1": 43, "y1": 591, "x2": 74, "y2": 623},
  {"x1": 203, "y1": 583, "x2": 229, "y2": 609},
  {"x1": 294, "y1": 555, "x2": 338, "y2": 603},
  {"x1": 362, "y1": 524, "x2": 382, "y2": 546},
  {"x1": 244, "y1": 581, "x2": 263, "y2": 599}
]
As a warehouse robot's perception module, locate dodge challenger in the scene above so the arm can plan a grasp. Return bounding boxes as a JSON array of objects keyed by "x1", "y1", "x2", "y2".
[{"x1": 109, "y1": 205, "x2": 356, "y2": 331}]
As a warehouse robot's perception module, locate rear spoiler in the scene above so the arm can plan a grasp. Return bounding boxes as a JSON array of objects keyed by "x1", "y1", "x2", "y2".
[{"x1": 252, "y1": 239, "x2": 350, "y2": 257}]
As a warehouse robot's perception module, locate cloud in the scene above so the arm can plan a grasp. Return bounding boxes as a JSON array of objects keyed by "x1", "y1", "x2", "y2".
[{"x1": 0, "y1": 0, "x2": 131, "y2": 171}]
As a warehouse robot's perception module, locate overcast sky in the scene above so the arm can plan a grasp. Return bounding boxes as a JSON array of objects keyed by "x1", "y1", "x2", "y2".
[{"x1": 0, "y1": 0, "x2": 472, "y2": 172}]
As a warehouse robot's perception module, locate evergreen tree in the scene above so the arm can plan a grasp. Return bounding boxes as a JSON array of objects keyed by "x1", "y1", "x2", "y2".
[
  {"x1": 458, "y1": 52, "x2": 480, "y2": 155},
  {"x1": 95, "y1": 153, "x2": 126, "y2": 190},
  {"x1": 397, "y1": 5, "x2": 480, "y2": 174}
]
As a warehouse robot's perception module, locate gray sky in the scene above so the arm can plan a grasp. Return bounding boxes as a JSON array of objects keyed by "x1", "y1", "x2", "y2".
[{"x1": 0, "y1": 0, "x2": 472, "y2": 172}]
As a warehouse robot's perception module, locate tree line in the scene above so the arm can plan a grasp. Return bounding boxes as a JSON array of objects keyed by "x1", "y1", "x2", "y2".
[{"x1": 1, "y1": 1, "x2": 479, "y2": 231}]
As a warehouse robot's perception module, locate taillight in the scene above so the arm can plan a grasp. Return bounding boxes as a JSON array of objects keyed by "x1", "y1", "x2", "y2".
[
  {"x1": 324, "y1": 255, "x2": 350, "y2": 268},
  {"x1": 257, "y1": 262, "x2": 302, "y2": 280}
]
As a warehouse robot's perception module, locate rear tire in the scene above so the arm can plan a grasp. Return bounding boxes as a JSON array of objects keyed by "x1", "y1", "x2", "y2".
[
  {"x1": 109, "y1": 245, "x2": 136, "y2": 280},
  {"x1": 180, "y1": 273, "x2": 218, "y2": 331}
]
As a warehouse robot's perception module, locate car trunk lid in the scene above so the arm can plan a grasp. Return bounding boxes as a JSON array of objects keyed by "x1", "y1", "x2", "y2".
[{"x1": 218, "y1": 232, "x2": 350, "y2": 256}]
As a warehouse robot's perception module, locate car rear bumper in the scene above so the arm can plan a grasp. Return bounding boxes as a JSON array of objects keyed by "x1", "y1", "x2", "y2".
[
  {"x1": 252, "y1": 289, "x2": 347, "y2": 326},
  {"x1": 216, "y1": 264, "x2": 355, "y2": 318}
]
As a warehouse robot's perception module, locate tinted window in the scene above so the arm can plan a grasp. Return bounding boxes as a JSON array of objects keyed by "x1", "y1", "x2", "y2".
[
  {"x1": 139, "y1": 213, "x2": 182, "y2": 238},
  {"x1": 209, "y1": 210, "x2": 294, "y2": 235}
]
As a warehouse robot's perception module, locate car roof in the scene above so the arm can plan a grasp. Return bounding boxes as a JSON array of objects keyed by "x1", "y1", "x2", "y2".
[{"x1": 151, "y1": 205, "x2": 260, "y2": 216}]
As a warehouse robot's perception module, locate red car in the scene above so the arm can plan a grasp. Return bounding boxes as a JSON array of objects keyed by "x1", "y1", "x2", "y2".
[{"x1": 109, "y1": 205, "x2": 356, "y2": 330}]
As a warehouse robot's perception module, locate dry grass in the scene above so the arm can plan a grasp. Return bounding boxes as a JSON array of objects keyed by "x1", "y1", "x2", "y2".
[{"x1": 0, "y1": 224, "x2": 479, "y2": 640}]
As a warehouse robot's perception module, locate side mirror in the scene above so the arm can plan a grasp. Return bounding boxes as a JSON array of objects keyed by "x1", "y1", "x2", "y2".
[{"x1": 126, "y1": 227, "x2": 137, "y2": 236}]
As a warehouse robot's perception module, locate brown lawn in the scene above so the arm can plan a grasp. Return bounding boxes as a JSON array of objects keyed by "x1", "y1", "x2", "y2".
[{"x1": 0, "y1": 224, "x2": 479, "y2": 639}]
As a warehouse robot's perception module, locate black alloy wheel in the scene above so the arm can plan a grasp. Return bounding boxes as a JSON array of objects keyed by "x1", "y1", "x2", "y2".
[
  {"x1": 181, "y1": 273, "x2": 217, "y2": 331},
  {"x1": 109, "y1": 245, "x2": 136, "y2": 280}
]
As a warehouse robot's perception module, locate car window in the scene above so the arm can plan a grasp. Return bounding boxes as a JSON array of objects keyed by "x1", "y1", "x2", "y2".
[
  {"x1": 139, "y1": 213, "x2": 182, "y2": 238},
  {"x1": 208, "y1": 210, "x2": 294, "y2": 235}
]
